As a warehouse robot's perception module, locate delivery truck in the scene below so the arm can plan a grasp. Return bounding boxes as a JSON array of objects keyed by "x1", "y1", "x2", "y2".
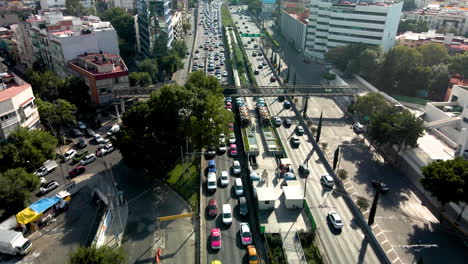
[
  {"x1": 34, "y1": 160, "x2": 58, "y2": 177},
  {"x1": 0, "y1": 230, "x2": 32, "y2": 255}
]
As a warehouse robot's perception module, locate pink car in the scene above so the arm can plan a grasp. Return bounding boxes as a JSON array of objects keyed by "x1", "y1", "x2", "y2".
[
  {"x1": 230, "y1": 144, "x2": 238, "y2": 156},
  {"x1": 226, "y1": 102, "x2": 232, "y2": 109},
  {"x1": 211, "y1": 228, "x2": 222, "y2": 249}
]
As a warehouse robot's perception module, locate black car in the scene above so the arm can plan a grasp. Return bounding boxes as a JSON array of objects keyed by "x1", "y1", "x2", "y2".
[
  {"x1": 204, "y1": 147, "x2": 217, "y2": 160},
  {"x1": 371, "y1": 180, "x2": 390, "y2": 193},
  {"x1": 278, "y1": 96, "x2": 285, "y2": 102},
  {"x1": 283, "y1": 101, "x2": 291, "y2": 109},
  {"x1": 283, "y1": 118, "x2": 292, "y2": 127},
  {"x1": 258, "y1": 64, "x2": 263, "y2": 69},
  {"x1": 254, "y1": 70, "x2": 259, "y2": 75}
]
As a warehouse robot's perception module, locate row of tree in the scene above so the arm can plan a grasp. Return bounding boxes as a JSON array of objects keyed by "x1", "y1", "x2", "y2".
[
  {"x1": 114, "y1": 71, "x2": 234, "y2": 175},
  {"x1": 325, "y1": 43, "x2": 468, "y2": 101}
]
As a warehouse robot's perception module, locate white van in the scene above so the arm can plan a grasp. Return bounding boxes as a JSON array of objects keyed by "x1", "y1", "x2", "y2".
[
  {"x1": 222, "y1": 204, "x2": 232, "y2": 225},
  {"x1": 207, "y1": 172, "x2": 217, "y2": 191}
]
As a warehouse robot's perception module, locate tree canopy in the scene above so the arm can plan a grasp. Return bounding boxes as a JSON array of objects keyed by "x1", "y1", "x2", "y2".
[
  {"x1": 0, "y1": 168, "x2": 40, "y2": 215},
  {"x1": 36, "y1": 98, "x2": 77, "y2": 132},
  {"x1": 70, "y1": 246, "x2": 126, "y2": 264},
  {"x1": 417, "y1": 43, "x2": 449, "y2": 67},
  {"x1": 421, "y1": 158, "x2": 468, "y2": 205},
  {"x1": 113, "y1": 71, "x2": 233, "y2": 175},
  {"x1": 397, "y1": 19, "x2": 429, "y2": 34},
  {"x1": 137, "y1": 59, "x2": 159, "y2": 83},
  {"x1": 0, "y1": 128, "x2": 58, "y2": 172},
  {"x1": 350, "y1": 93, "x2": 390, "y2": 121},
  {"x1": 100, "y1": 8, "x2": 136, "y2": 60}
]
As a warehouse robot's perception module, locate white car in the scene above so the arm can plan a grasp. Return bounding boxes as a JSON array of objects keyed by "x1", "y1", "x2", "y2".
[
  {"x1": 328, "y1": 211, "x2": 344, "y2": 229},
  {"x1": 40, "y1": 181, "x2": 59, "y2": 194},
  {"x1": 63, "y1": 149, "x2": 77, "y2": 161},
  {"x1": 94, "y1": 134, "x2": 109, "y2": 144},
  {"x1": 107, "y1": 125, "x2": 120, "y2": 136},
  {"x1": 220, "y1": 171, "x2": 229, "y2": 186},
  {"x1": 229, "y1": 133, "x2": 236, "y2": 144},
  {"x1": 353, "y1": 122, "x2": 364, "y2": 132},
  {"x1": 222, "y1": 204, "x2": 232, "y2": 225},
  {"x1": 100, "y1": 143, "x2": 115, "y2": 156},
  {"x1": 80, "y1": 154, "x2": 96, "y2": 165},
  {"x1": 222, "y1": 71, "x2": 228, "y2": 77},
  {"x1": 321, "y1": 174, "x2": 334, "y2": 188},
  {"x1": 77, "y1": 121, "x2": 86, "y2": 130},
  {"x1": 235, "y1": 178, "x2": 244, "y2": 196},
  {"x1": 207, "y1": 172, "x2": 217, "y2": 191},
  {"x1": 219, "y1": 133, "x2": 226, "y2": 143},
  {"x1": 239, "y1": 222, "x2": 253, "y2": 246},
  {"x1": 232, "y1": 160, "x2": 241, "y2": 175}
]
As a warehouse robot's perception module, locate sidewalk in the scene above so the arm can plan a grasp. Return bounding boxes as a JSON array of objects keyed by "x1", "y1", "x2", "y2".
[
  {"x1": 281, "y1": 232, "x2": 306, "y2": 264},
  {"x1": 173, "y1": 8, "x2": 196, "y2": 85}
]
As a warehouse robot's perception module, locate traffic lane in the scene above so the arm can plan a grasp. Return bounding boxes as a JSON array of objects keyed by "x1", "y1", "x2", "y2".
[
  {"x1": 267, "y1": 98, "x2": 381, "y2": 263},
  {"x1": 205, "y1": 154, "x2": 244, "y2": 264}
]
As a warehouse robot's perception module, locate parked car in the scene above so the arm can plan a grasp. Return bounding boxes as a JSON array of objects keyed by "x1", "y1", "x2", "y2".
[
  {"x1": 80, "y1": 154, "x2": 96, "y2": 165},
  {"x1": 222, "y1": 204, "x2": 233, "y2": 225},
  {"x1": 40, "y1": 181, "x2": 59, "y2": 194},
  {"x1": 230, "y1": 144, "x2": 238, "y2": 156},
  {"x1": 86, "y1": 128, "x2": 96, "y2": 137},
  {"x1": 94, "y1": 134, "x2": 109, "y2": 144},
  {"x1": 321, "y1": 174, "x2": 334, "y2": 188},
  {"x1": 270, "y1": 76, "x2": 276, "y2": 82},
  {"x1": 239, "y1": 197, "x2": 248, "y2": 216},
  {"x1": 207, "y1": 199, "x2": 218, "y2": 217},
  {"x1": 77, "y1": 121, "x2": 86, "y2": 130},
  {"x1": 239, "y1": 222, "x2": 253, "y2": 246},
  {"x1": 371, "y1": 180, "x2": 390, "y2": 193},
  {"x1": 283, "y1": 118, "x2": 292, "y2": 127},
  {"x1": 98, "y1": 143, "x2": 115, "y2": 156},
  {"x1": 235, "y1": 178, "x2": 244, "y2": 196},
  {"x1": 219, "y1": 133, "x2": 226, "y2": 143},
  {"x1": 63, "y1": 149, "x2": 77, "y2": 162},
  {"x1": 247, "y1": 245, "x2": 259, "y2": 264},
  {"x1": 328, "y1": 211, "x2": 344, "y2": 229},
  {"x1": 250, "y1": 171, "x2": 260, "y2": 181},
  {"x1": 283, "y1": 101, "x2": 291, "y2": 109},
  {"x1": 220, "y1": 171, "x2": 229, "y2": 186},
  {"x1": 72, "y1": 128, "x2": 83, "y2": 137},
  {"x1": 208, "y1": 160, "x2": 217, "y2": 173},
  {"x1": 254, "y1": 70, "x2": 259, "y2": 75},
  {"x1": 232, "y1": 160, "x2": 241, "y2": 175},
  {"x1": 34, "y1": 160, "x2": 58, "y2": 177},
  {"x1": 72, "y1": 150, "x2": 89, "y2": 163},
  {"x1": 207, "y1": 172, "x2": 217, "y2": 191},
  {"x1": 229, "y1": 133, "x2": 236, "y2": 144},
  {"x1": 353, "y1": 122, "x2": 364, "y2": 133},
  {"x1": 107, "y1": 125, "x2": 120, "y2": 136},
  {"x1": 68, "y1": 165, "x2": 85, "y2": 178},
  {"x1": 211, "y1": 228, "x2": 222, "y2": 249}
]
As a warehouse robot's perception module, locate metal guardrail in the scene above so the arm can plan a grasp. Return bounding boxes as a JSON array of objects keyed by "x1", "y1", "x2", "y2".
[{"x1": 294, "y1": 232, "x2": 308, "y2": 264}]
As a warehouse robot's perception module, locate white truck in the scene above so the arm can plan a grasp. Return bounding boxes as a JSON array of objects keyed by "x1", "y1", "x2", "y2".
[
  {"x1": 0, "y1": 230, "x2": 32, "y2": 255},
  {"x1": 34, "y1": 160, "x2": 58, "y2": 177}
]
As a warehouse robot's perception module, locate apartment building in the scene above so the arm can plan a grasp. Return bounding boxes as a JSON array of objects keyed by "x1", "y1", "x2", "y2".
[
  {"x1": 281, "y1": 9, "x2": 308, "y2": 51},
  {"x1": 137, "y1": 0, "x2": 174, "y2": 58},
  {"x1": 0, "y1": 71, "x2": 40, "y2": 141},
  {"x1": 21, "y1": 11, "x2": 119, "y2": 77},
  {"x1": 40, "y1": 0, "x2": 66, "y2": 9},
  {"x1": 112, "y1": 0, "x2": 134, "y2": 9},
  {"x1": 406, "y1": 6, "x2": 468, "y2": 35},
  {"x1": 68, "y1": 52, "x2": 129, "y2": 105},
  {"x1": 397, "y1": 29, "x2": 468, "y2": 54},
  {"x1": 11, "y1": 22, "x2": 34, "y2": 69},
  {"x1": 305, "y1": 0, "x2": 403, "y2": 59}
]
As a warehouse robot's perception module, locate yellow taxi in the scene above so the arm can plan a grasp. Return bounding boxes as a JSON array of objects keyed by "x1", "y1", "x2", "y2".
[{"x1": 247, "y1": 245, "x2": 258, "y2": 264}]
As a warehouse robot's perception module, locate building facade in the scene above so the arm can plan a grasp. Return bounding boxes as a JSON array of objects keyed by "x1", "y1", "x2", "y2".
[
  {"x1": 397, "y1": 29, "x2": 468, "y2": 54},
  {"x1": 405, "y1": 6, "x2": 468, "y2": 35},
  {"x1": 112, "y1": 0, "x2": 134, "y2": 9},
  {"x1": 23, "y1": 12, "x2": 119, "y2": 77},
  {"x1": 305, "y1": 0, "x2": 403, "y2": 59},
  {"x1": 0, "y1": 71, "x2": 40, "y2": 141},
  {"x1": 40, "y1": 0, "x2": 66, "y2": 9},
  {"x1": 11, "y1": 22, "x2": 34, "y2": 69},
  {"x1": 281, "y1": 9, "x2": 308, "y2": 51},
  {"x1": 137, "y1": 0, "x2": 173, "y2": 58},
  {"x1": 68, "y1": 52, "x2": 129, "y2": 105}
]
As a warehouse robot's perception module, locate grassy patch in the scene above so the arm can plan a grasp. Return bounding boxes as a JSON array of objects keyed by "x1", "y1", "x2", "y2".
[
  {"x1": 221, "y1": 4, "x2": 234, "y2": 27},
  {"x1": 265, "y1": 233, "x2": 287, "y2": 264},
  {"x1": 299, "y1": 232, "x2": 323, "y2": 264},
  {"x1": 241, "y1": 128, "x2": 250, "y2": 151},
  {"x1": 166, "y1": 158, "x2": 200, "y2": 211}
]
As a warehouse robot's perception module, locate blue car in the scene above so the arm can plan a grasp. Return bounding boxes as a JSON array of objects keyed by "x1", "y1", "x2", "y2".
[{"x1": 208, "y1": 160, "x2": 217, "y2": 173}]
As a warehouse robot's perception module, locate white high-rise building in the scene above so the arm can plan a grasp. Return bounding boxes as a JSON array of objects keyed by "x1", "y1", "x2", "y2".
[{"x1": 305, "y1": 0, "x2": 403, "y2": 59}]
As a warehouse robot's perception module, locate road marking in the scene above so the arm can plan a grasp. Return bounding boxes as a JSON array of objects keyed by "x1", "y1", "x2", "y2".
[
  {"x1": 382, "y1": 230, "x2": 393, "y2": 233},
  {"x1": 392, "y1": 257, "x2": 402, "y2": 263},
  {"x1": 380, "y1": 239, "x2": 389, "y2": 245},
  {"x1": 386, "y1": 248, "x2": 395, "y2": 254},
  {"x1": 375, "y1": 231, "x2": 384, "y2": 237},
  {"x1": 362, "y1": 209, "x2": 370, "y2": 215}
]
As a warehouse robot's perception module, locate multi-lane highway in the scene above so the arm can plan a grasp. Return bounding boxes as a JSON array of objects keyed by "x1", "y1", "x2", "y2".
[{"x1": 229, "y1": 5, "x2": 382, "y2": 263}]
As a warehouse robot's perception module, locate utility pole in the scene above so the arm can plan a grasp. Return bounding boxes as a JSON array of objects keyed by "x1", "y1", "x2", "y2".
[
  {"x1": 333, "y1": 146, "x2": 340, "y2": 170},
  {"x1": 316, "y1": 111, "x2": 323, "y2": 143},
  {"x1": 302, "y1": 96, "x2": 309, "y2": 119}
]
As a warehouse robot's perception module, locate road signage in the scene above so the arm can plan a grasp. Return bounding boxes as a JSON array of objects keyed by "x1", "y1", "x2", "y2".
[{"x1": 241, "y1": 33, "x2": 265, "y2": 37}]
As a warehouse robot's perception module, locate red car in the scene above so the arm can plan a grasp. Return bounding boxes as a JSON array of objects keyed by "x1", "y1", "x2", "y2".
[
  {"x1": 207, "y1": 199, "x2": 218, "y2": 217},
  {"x1": 210, "y1": 228, "x2": 222, "y2": 249},
  {"x1": 68, "y1": 165, "x2": 85, "y2": 178},
  {"x1": 229, "y1": 123, "x2": 234, "y2": 131}
]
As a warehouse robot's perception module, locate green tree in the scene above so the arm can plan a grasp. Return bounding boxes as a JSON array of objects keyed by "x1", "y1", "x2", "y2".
[
  {"x1": 397, "y1": 20, "x2": 429, "y2": 34},
  {"x1": 30, "y1": 71, "x2": 65, "y2": 100},
  {"x1": 368, "y1": 107, "x2": 425, "y2": 159},
  {"x1": 70, "y1": 246, "x2": 126, "y2": 264},
  {"x1": 65, "y1": 0, "x2": 89, "y2": 16},
  {"x1": 421, "y1": 158, "x2": 468, "y2": 207},
  {"x1": 138, "y1": 59, "x2": 159, "y2": 83},
  {"x1": 182, "y1": 23, "x2": 191, "y2": 34},
  {"x1": 402, "y1": 0, "x2": 417, "y2": 11},
  {"x1": 0, "y1": 168, "x2": 40, "y2": 214},
  {"x1": 161, "y1": 52, "x2": 184, "y2": 79},
  {"x1": 351, "y1": 93, "x2": 390, "y2": 122},
  {"x1": 96, "y1": 0, "x2": 108, "y2": 13},
  {"x1": 0, "y1": 128, "x2": 58, "y2": 172},
  {"x1": 448, "y1": 52, "x2": 468, "y2": 77},
  {"x1": 428, "y1": 64, "x2": 450, "y2": 101},
  {"x1": 154, "y1": 32, "x2": 169, "y2": 59},
  {"x1": 36, "y1": 99, "x2": 77, "y2": 139},
  {"x1": 100, "y1": 8, "x2": 136, "y2": 59},
  {"x1": 60, "y1": 76, "x2": 91, "y2": 109},
  {"x1": 358, "y1": 47, "x2": 383, "y2": 80},
  {"x1": 129, "y1": 72, "x2": 152, "y2": 87},
  {"x1": 172, "y1": 40, "x2": 188, "y2": 58},
  {"x1": 417, "y1": 43, "x2": 449, "y2": 67}
]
